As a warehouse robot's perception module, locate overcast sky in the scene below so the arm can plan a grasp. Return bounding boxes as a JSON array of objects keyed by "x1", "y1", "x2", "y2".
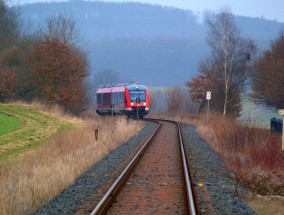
[{"x1": 16, "y1": 0, "x2": 284, "y2": 23}]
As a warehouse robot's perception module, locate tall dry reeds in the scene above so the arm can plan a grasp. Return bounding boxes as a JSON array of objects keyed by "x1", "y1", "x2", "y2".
[{"x1": 0, "y1": 116, "x2": 142, "y2": 215}]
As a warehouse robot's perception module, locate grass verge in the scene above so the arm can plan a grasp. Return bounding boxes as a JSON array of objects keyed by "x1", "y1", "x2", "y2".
[{"x1": 0, "y1": 103, "x2": 142, "y2": 215}]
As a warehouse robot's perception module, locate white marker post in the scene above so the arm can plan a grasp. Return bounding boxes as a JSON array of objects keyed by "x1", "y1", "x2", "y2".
[
  {"x1": 278, "y1": 109, "x2": 284, "y2": 151},
  {"x1": 206, "y1": 91, "x2": 211, "y2": 123}
]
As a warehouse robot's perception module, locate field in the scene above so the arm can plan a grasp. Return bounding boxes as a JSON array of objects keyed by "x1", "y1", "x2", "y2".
[
  {"x1": 0, "y1": 103, "x2": 74, "y2": 160},
  {"x1": 240, "y1": 94, "x2": 281, "y2": 127},
  {"x1": 0, "y1": 103, "x2": 142, "y2": 215}
]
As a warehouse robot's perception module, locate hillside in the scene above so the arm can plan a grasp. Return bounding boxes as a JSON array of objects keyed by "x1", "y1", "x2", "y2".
[{"x1": 20, "y1": 1, "x2": 284, "y2": 86}]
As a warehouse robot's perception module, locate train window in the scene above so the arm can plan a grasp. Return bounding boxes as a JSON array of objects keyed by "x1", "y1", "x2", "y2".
[
  {"x1": 119, "y1": 92, "x2": 125, "y2": 103},
  {"x1": 112, "y1": 92, "x2": 115, "y2": 104},
  {"x1": 112, "y1": 92, "x2": 119, "y2": 105},
  {"x1": 129, "y1": 90, "x2": 146, "y2": 102},
  {"x1": 102, "y1": 93, "x2": 111, "y2": 105},
  {"x1": 97, "y1": 93, "x2": 101, "y2": 104}
]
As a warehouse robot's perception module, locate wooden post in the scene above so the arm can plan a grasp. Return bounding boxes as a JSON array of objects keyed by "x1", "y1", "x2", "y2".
[
  {"x1": 278, "y1": 109, "x2": 284, "y2": 151},
  {"x1": 95, "y1": 128, "x2": 98, "y2": 141},
  {"x1": 111, "y1": 104, "x2": 114, "y2": 117}
]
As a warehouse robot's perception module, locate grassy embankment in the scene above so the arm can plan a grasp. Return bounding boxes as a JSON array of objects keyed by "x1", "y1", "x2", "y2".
[
  {"x1": 0, "y1": 103, "x2": 142, "y2": 215},
  {"x1": 0, "y1": 103, "x2": 73, "y2": 160}
]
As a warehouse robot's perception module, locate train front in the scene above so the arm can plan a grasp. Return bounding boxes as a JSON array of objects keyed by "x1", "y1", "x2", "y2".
[{"x1": 125, "y1": 85, "x2": 150, "y2": 117}]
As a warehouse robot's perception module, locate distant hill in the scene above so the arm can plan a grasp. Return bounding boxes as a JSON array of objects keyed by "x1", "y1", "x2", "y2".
[{"x1": 20, "y1": 1, "x2": 284, "y2": 86}]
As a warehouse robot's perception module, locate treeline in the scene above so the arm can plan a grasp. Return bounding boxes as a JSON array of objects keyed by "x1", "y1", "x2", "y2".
[
  {"x1": 186, "y1": 7, "x2": 284, "y2": 118},
  {"x1": 20, "y1": 1, "x2": 282, "y2": 87},
  {"x1": 0, "y1": 0, "x2": 88, "y2": 114},
  {"x1": 20, "y1": 1, "x2": 202, "y2": 40}
]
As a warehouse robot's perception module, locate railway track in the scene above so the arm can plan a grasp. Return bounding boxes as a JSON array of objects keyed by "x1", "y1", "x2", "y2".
[
  {"x1": 35, "y1": 119, "x2": 255, "y2": 215},
  {"x1": 90, "y1": 119, "x2": 198, "y2": 215}
]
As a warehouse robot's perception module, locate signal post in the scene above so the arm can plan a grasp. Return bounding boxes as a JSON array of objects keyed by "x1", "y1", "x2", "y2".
[{"x1": 206, "y1": 91, "x2": 211, "y2": 123}]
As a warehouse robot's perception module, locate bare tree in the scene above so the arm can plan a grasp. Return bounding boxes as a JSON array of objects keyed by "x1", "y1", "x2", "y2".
[
  {"x1": 147, "y1": 89, "x2": 167, "y2": 113},
  {"x1": 165, "y1": 87, "x2": 184, "y2": 115},
  {"x1": 0, "y1": 0, "x2": 19, "y2": 47},
  {"x1": 44, "y1": 14, "x2": 79, "y2": 45},
  {"x1": 91, "y1": 70, "x2": 120, "y2": 89},
  {"x1": 187, "y1": 7, "x2": 256, "y2": 117},
  {"x1": 207, "y1": 7, "x2": 256, "y2": 116},
  {"x1": 251, "y1": 31, "x2": 284, "y2": 109},
  {"x1": 86, "y1": 70, "x2": 120, "y2": 105},
  {"x1": 149, "y1": 90, "x2": 157, "y2": 112}
]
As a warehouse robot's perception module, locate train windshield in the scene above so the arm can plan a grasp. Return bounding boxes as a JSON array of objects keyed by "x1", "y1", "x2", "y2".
[{"x1": 129, "y1": 90, "x2": 146, "y2": 102}]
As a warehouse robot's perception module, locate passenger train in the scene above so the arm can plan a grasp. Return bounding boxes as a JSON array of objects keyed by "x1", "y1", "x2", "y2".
[{"x1": 96, "y1": 84, "x2": 150, "y2": 117}]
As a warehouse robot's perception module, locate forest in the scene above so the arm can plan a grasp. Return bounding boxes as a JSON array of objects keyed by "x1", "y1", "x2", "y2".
[{"x1": 20, "y1": 1, "x2": 283, "y2": 86}]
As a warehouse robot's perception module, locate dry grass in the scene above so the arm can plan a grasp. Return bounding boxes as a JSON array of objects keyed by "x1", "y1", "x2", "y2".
[
  {"x1": 193, "y1": 113, "x2": 284, "y2": 215},
  {"x1": 10, "y1": 100, "x2": 80, "y2": 123},
  {"x1": 0, "y1": 110, "x2": 142, "y2": 215},
  {"x1": 195, "y1": 113, "x2": 284, "y2": 196},
  {"x1": 247, "y1": 195, "x2": 284, "y2": 215}
]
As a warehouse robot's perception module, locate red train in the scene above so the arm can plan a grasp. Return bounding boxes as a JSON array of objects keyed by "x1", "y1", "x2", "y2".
[{"x1": 96, "y1": 84, "x2": 150, "y2": 117}]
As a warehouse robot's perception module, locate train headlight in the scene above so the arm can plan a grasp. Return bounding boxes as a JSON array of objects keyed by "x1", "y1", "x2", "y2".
[
  {"x1": 143, "y1": 102, "x2": 146, "y2": 106},
  {"x1": 131, "y1": 103, "x2": 133, "y2": 106}
]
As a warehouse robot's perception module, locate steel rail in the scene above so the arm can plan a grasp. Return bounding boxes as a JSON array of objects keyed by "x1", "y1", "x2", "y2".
[
  {"x1": 177, "y1": 122, "x2": 197, "y2": 215},
  {"x1": 90, "y1": 119, "x2": 161, "y2": 215},
  {"x1": 148, "y1": 118, "x2": 198, "y2": 215}
]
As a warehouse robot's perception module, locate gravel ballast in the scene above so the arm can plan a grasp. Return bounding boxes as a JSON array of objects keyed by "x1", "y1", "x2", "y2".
[
  {"x1": 181, "y1": 123, "x2": 256, "y2": 214},
  {"x1": 34, "y1": 121, "x2": 255, "y2": 214}
]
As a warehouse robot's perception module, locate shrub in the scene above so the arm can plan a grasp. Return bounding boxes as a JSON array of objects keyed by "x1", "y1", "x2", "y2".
[{"x1": 199, "y1": 113, "x2": 284, "y2": 195}]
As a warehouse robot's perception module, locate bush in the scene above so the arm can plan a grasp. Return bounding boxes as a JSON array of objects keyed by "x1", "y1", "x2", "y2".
[{"x1": 199, "y1": 113, "x2": 284, "y2": 195}]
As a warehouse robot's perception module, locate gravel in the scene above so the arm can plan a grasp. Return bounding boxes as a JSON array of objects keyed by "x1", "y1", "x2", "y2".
[
  {"x1": 181, "y1": 123, "x2": 256, "y2": 215},
  {"x1": 33, "y1": 121, "x2": 256, "y2": 214}
]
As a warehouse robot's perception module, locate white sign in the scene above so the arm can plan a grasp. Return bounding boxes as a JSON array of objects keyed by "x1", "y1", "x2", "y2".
[
  {"x1": 206, "y1": 91, "x2": 211, "y2": 100},
  {"x1": 279, "y1": 109, "x2": 284, "y2": 115}
]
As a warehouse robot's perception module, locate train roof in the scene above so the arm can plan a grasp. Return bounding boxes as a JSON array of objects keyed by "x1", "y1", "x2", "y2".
[
  {"x1": 112, "y1": 86, "x2": 126, "y2": 92},
  {"x1": 126, "y1": 85, "x2": 147, "y2": 91},
  {"x1": 96, "y1": 84, "x2": 147, "y2": 93},
  {"x1": 96, "y1": 88, "x2": 112, "y2": 93}
]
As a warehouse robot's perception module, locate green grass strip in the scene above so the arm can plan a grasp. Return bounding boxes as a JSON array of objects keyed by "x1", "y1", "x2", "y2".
[
  {"x1": 0, "y1": 113, "x2": 23, "y2": 136},
  {"x1": 0, "y1": 104, "x2": 73, "y2": 160}
]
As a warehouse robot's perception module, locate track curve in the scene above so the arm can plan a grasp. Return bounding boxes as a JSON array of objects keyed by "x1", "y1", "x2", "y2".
[{"x1": 90, "y1": 118, "x2": 198, "y2": 215}]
